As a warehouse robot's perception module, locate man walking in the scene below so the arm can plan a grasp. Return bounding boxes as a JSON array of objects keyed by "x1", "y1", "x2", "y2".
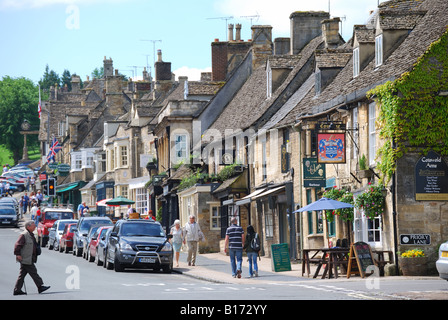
[
  {"x1": 184, "y1": 215, "x2": 203, "y2": 266},
  {"x1": 224, "y1": 217, "x2": 245, "y2": 278},
  {"x1": 13, "y1": 220, "x2": 50, "y2": 295}
]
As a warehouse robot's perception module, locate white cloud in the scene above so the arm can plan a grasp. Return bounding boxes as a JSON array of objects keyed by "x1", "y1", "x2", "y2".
[{"x1": 173, "y1": 66, "x2": 212, "y2": 81}]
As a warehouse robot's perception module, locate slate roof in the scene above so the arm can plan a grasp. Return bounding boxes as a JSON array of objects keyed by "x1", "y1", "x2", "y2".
[{"x1": 276, "y1": 0, "x2": 447, "y2": 126}]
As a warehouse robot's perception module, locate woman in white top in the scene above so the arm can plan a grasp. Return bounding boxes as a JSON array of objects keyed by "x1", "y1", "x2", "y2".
[{"x1": 170, "y1": 219, "x2": 184, "y2": 267}]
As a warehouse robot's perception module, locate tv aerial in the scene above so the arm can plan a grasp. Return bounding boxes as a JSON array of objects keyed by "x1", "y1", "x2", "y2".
[{"x1": 207, "y1": 16, "x2": 234, "y2": 40}]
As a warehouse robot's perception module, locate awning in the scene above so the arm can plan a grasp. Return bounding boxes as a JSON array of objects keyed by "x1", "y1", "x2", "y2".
[
  {"x1": 235, "y1": 188, "x2": 266, "y2": 206},
  {"x1": 56, "y1": 181, "x2": 86, "y2": 193},
  {"x1": 252, "y1": 186, "x2": 285, "y2": 200},
  {"x1": 128, "y1": 176, "x2": 149, "y2": 190}
]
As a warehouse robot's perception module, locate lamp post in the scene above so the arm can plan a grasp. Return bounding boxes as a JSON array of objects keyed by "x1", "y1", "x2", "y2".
[{"x1": 19, "y1": 119, "x2": 39, "y2": 163}]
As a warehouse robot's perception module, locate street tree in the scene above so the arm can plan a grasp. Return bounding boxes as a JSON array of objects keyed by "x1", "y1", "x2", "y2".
[{"x1": 0, "y1": 76, "x2": 40, "y2": 164}]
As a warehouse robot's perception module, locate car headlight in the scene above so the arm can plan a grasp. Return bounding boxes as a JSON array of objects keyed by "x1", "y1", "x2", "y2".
[
  {"x1": 120, "y1": 242, "x2": 133, "y2": 251},
  {"x1": 160, "y1": 242, "x2": 172, "y2": 252}
]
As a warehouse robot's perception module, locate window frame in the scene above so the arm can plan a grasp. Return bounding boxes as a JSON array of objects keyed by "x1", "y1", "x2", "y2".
[
  {"x1": 353, "y1": 47, "x2": 360, "y2": 77},
  {"x1": 375, "y1": 34, "x2": 383, "y2": 67}
]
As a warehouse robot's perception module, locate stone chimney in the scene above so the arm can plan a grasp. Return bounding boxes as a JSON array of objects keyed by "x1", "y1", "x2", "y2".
[
  {"x1": 155, "y1": 50, "x2": 172, "y2": 81},
  {"x1": 322, "y1": 17, "x2": 341, "y2": 48},
  {"x1": 251, "y1": 25, "x2": 273, "y2": 69},
  {"x1": 228, "y1": 24, "x2": 234, "y2": 41},
  {"x1": 103, "y1": 56, "x2": 114, "y2": 77},
  {"x1": 71, "y1": 74, "x2": 81, "y2": 93},
  {"x1": 274, "y1": 37, "x2": 291, "y2": 55},
  {"x1": 290, "y1": 11, "x2": 329, "y2": 54},
  {"x1": 235, "y1": 24, "x2": 242, "y2": 41}
]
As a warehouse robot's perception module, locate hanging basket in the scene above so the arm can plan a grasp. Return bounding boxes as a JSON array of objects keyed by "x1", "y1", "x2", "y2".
[{"x1": 398, "y1": 256, "x2": 428, "y2": 276}]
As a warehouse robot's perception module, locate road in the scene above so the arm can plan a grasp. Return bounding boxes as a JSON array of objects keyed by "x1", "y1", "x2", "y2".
[{"x1": 1, "y1": 225, "x2": 448, "y2": 304}]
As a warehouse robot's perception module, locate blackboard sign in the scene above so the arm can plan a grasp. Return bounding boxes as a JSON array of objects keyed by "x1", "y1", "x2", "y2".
[
  {"x1": 347, "y1": 242, "x2": 376, "y2": 278},
  {"x1": 271, "y1": 243, "x2": 291, "y2": 272},
  {"x1": 303, "y1": 158, "x2": 326, "y2": 188},
  {"x1": 415, "y1": 150, "x2": 448, "y2": 201}
]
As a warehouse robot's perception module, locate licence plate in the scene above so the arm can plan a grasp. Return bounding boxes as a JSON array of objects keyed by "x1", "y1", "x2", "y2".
[
  {"x1": 442, "y1": 251, "x2": 448, "y2": 258},
  {"x1": 2, "y1": 221, "x2": 10, "y2": 224},
  {"x1": 139, "y1": 257, "x2": 156, "y2": 263}
]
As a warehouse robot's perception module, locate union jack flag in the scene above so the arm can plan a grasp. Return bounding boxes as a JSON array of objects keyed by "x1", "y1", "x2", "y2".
[{"x1": 46, "y1": 138, "x2": 62, "y2": 163}]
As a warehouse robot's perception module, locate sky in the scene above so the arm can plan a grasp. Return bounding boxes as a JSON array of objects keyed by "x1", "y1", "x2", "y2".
[{"x1": 0, "y1": 0, "x2": 378, "y2": 84}]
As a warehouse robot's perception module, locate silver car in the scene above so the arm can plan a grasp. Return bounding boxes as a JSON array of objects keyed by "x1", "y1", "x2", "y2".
[
  {"x1": 436, "y1": 241, "x2": 448, "y2": 281},
  {"x1": 48, "y1": 219, "x2": 78, "y2": 251}
]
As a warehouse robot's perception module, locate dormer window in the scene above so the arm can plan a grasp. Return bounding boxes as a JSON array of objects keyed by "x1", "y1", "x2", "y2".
[
  {"x1": 353, "y1": 47, "x2": 360, "y2": 77},
  {"x1": 267, "y1": 66, "x2": 272, "y2": 98},
  {"x1": 375, "y1": 34, "x2": 383, "y2": 67}
]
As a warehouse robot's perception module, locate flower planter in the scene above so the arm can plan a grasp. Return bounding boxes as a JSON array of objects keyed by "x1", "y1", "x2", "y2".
[
  {"x1": 357, "y1": 169, "x2": 372, "y2": 179},
  {"x1": 398, "y1": 256, "x2": 428, "y2": 276}
]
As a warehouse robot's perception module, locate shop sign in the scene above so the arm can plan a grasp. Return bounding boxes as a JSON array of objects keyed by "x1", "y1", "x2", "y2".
[
  {"x1": 303, "y1": 158, "x2": 326, "y2": 188},
  {"x1": 415, "y1": 150, "x2": 448, "y2": 201},
  {"x1": 400, "y1": 234, "x2": 431, "y2": 245},
  {"x1": 317, "y1": 133, "x2": 346, "y2": 164}
]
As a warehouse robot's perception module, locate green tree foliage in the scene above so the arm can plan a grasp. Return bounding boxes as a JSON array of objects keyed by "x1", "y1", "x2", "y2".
[
  {"x1": 61, "y1": 69, "x2": 72, "y2": 91},
  {"x1": 0, "y1": 76, "x2": 40, "y2": 164},
  {"x1": 38, "y1": 64, "x2": 61, "y2": 91}
]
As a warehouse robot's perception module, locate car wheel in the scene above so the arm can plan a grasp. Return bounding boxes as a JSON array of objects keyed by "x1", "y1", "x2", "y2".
[
  {"x1": 114, "y1": 253, "x2": 124, "y2": 272},
  {"x1": 48, "y1": 240, "x2": 53, "y2": 250},
  {"x1": 89, "y1": 249, "x2": 95, "y2": 262},
  {"x1": 105, "y1": 254, "x2": 113, "y2": 270},
  {"x1": 162, "y1": 262, "x2": 173, "y2": 274},
  {"x1": 59, "y1": 242, "x2": 63, "y2": 252}
]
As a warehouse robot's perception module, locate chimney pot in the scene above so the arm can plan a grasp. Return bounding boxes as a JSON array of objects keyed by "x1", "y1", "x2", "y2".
[
  {"x1": 228, "y1": 24, "x2": 234, "y2": 41},
  {"x1": 157, "y1": 49, "x2": 162, "y2": 62},
  {"x1": 235, "y1": 23, "x2": 241, "y2": 41}
]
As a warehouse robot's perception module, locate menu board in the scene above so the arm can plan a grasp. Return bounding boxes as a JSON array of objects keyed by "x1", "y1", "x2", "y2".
[
  {"x1": 415, "y1": 150, "x2": 448, "y2": 201},
  {"x1": 271, "y1": 243, "x2": 291, "y2": 272},
  {"x1": 347, "y1": 242, "x2": 375, "y2": 278}
]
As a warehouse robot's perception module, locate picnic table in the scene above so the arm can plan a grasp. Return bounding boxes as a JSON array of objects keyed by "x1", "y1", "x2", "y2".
[{"x1": 302, "y1": 247, "x2": 350, "y2": 279}]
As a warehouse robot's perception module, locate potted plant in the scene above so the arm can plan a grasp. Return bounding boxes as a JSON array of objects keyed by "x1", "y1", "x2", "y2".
[
  {"x1": 398, "y1": 249, "x2": 427, "y2": 276},
  {"x1": 358, "y1": 154, "x2": 372, "y2": 179},
  {"x1": 354, "y1": 183, "x2": 385, "y2": 220}
]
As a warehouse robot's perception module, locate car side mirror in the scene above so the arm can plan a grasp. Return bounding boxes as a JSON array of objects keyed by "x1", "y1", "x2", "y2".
[
  {"x1": 166, "y1": 234, "x2": 173, "y2": 239},
  {"x1": 110, "y1": 232, "x2": 118, "y2": 237}
]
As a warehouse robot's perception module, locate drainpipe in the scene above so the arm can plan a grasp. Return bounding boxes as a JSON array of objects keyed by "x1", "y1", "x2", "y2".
[{"x1": 392, "y1": 140, "x2": 399, "y2": 275}]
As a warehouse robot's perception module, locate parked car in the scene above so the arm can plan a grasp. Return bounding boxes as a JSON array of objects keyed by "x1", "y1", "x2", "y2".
[
  {"x1": 83, "y1": 224, "x2": 110, "y2": 260},
  {"x1": 0, "y1": 197, "x2": 19, "y2": 216},
  {"x1": 98, "y1": 228, "x2": 113, "y2": 267},
  {"x1": 59, "y1": 223, "x2": 77, "y2": 253},
  {"x1": 37, "y1": 207, "x2": 75, "y2": 247},
  {"x1": 105, "y1": 219, "x2": 173, "y2": 273},
  {"x1": 436, "y1": 240, "x2": 448, "y2": 281},
  {"x1": 72, "y1": 216, "x2": 113, "y2": 257},
  {"x1": 48, "y1": 219, "x2": 78, "y2": 250},
  {"x1": 0, "y1": 207, "x2": 18, "y2": 227},
  {"x1": 88, "y1": 226, "x2": 113, "y2": 263}
]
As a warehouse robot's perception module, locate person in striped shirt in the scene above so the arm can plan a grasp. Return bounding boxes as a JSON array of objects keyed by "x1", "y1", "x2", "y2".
[{"x1": 224, "y1": 217, "x2": 245, "y2": 278}]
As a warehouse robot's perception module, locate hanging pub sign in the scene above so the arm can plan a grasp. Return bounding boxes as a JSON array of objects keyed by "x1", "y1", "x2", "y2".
[
  {"x1": 415, "y1": 150, "x2": 448, "y2": 201},
  {"x1": 317, "y1": 133, "x2": 346, "y2": 164},
  {"x1": 303, "y1": 158, "x2": 326, "y2": 188}
]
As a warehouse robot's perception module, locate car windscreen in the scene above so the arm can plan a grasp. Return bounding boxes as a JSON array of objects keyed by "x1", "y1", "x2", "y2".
[
  {"x1": 58, "y1": 220, "x2": 76, "y2": 230},
  {"x1": 121, "y1": 223, "x2": 165, "y2": 237},
  {"x1": 0, "y1": 208, "x2": 16, "y2": 215},
  {"x1": 45, "y1": 211, "x2": 73, "y2": 220},
  {"x1": 80, "y1": 219, "x2": 112, "y2": 232}
]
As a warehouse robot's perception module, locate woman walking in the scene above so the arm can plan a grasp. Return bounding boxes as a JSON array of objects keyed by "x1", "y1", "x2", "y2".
[
  {"x1": 243, "y1": 225, "x2": 260, "y2": 277},
  {"x1": 170, "y1": 219, "x2": 184, "y2": 267}
]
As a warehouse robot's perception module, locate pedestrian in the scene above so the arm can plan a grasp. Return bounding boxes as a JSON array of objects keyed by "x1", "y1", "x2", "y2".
[
  {"x1": 224, "y1": 217, "x2": 245, "y2": 278},
  {"x1": 22, "y1": 193, "x2": 29, "y2": 214},
  {"x1": 243, "y1": 225, "x2": 260, "y2": 277},
  {"x1": 183, "y1": 215, "x2": 204, "y2": 266},
  {"x1": 30, "y1": 203, "x2": 39, "y2": 225},
  {"x1": 13, "y1": 220, "x2": 50, "y2": 295},
  {"x1": 170, "y1": 219, "x2": 184, "y2": 267},
  {"x1": 36, "y1": 190, "x2": 43, "y2": 206}
]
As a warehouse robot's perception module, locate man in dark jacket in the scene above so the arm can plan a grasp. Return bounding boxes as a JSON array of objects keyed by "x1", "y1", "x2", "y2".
[{"x1": 13, "y1": 220, "x2": 50, "y2": 295}]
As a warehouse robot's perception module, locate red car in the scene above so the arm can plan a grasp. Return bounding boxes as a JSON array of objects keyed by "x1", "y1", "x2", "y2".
[
  {"x1": 59, "y1": 223, "x2": 77, "y2": 253},
  {"x1": 88, "y1": 226, "x2": 113, "y2": 262}
]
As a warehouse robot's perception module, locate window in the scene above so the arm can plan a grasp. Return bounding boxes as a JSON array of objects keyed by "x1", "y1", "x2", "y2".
[
  {"x1": 375, "y1": 34, "x2": 383, "y2": 67},
  {"x1": 267, "y1": 66, "x2": 272, "y2": 98},
  {"x1": 264, "y1": 202, "x2": 273, "y2": 238},
  {"x1": 368, "y1": 102, "x2": 376, "y2": 165},
  {"x1": 353, "y1": 206, "x2": 382, "y2": 248},
  {"x1": 96, "y1": 153, "x2": 106, "y2": 173},
  {"x1": 353, "y1": 47, "x2": 360, "y2": 77},
  {"x1": 71, "y1": 153, "x2": 82, "y2": 171},
  {"x1": 174, "y1": 134, "x2": 188, "y2": 164},
  {"x1": 119, "y1": 185, "x2": 128, "y2": 198},
  {"x1": 352, "y1": 107, "x2": 359, "y2": 159},
  {"x1": 135, "y1": 188, "x2": 148, "y2": 215},
  {"x1": 120, "y1": 146, "x2": 128, "y2": 167},
  {"x1": 58, "y1": 121, "x2": 65, "y2": 137},
  {"x1": 210, "y1": 204, "x2": 221, "y2": 230},
  {"x1": 262, "y1": 139, "x2": 267, "y2": 181}
]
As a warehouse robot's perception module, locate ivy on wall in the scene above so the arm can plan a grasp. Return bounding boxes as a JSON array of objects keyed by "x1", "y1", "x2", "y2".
[{"x1": 367, "y1": 29, "x2": 448, "y2": 184}]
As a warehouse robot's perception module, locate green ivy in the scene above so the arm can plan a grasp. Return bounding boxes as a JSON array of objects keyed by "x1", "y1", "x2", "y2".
[{"x1": 368, "y1": 29, "x2": 448, "y2": 184}]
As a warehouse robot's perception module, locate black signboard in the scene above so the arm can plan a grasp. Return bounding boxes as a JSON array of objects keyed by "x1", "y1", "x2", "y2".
[
  {"x1": 347, "y1": 241, "x2": 375, "y2": 278},
  {"x1": 415, "y1": 151, "x2": 448, "y2": 201},
  {"x1": 400, "y1": 234, "x2": 431, "y2": 245},
  {"x1": 303, "y1": 158, "x2": 326, "y2": 188},
  {"x1": 271, "y1": 243, "x2": 291, "y2": 272}
]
